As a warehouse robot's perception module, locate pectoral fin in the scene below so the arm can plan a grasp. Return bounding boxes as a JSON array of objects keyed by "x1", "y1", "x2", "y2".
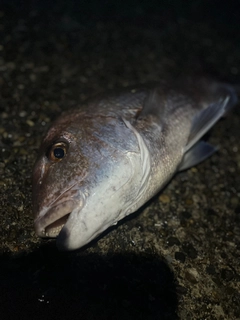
[
  {"x1": 178, "y1": 141, "x2": 216, "y2": 171},
  {"x1": 180, "y1": 83, "x2": 237, "y2": 170},
  {"x1": 185, "y1": 96, "x2": 230, "y2": 153}
]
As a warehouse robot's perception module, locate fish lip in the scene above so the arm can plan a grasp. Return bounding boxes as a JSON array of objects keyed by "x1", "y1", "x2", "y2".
[{"x1": 34, "y1": 199, "x2": 77, "y2": 238}]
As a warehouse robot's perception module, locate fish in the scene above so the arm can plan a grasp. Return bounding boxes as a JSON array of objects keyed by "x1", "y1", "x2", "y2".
[{"x1": 32, "y1": 77, "x2": 238, "y2": 251}]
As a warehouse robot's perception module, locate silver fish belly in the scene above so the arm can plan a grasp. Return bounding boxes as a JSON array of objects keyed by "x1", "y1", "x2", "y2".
[{"x1": 32, "y1": 78, "x2": 238, "y2": 250}]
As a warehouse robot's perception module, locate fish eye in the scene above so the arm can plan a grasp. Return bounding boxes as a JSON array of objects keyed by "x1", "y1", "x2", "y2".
[{"x1": 48, "y1": 142, "x2": 68, "y2": 162}]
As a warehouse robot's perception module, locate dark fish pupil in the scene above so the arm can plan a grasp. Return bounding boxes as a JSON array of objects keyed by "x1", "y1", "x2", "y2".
[{"x1": 54, "y1": 147, "x2": 65, "y2": 159}]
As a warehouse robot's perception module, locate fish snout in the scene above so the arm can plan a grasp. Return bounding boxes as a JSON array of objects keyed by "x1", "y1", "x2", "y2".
[{"x1": 34, "y1": 200, "x2": 78, "y2": 238}]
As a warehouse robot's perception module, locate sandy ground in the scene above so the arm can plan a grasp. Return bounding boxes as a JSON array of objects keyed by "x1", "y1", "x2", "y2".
[{"x1": 0, "y1": 1, "x2": 240, "y2": 319}]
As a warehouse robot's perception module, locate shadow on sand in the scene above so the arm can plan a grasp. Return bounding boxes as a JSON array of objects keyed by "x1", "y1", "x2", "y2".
[{"x1": 1, "y1": 244, "x2": 179, "y2": 320}]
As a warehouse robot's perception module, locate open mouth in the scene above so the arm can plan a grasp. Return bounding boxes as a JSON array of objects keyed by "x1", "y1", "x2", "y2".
[
  {"x1": 34, "y1": 200, "x2": 76, "y2": 238},
  {"x1": 45, "y1": 213, "x2": 71, "y2": 237}
]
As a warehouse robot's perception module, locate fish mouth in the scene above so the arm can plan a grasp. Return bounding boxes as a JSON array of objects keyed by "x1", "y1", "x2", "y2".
[{"x1": 34, "y1": 200, "x2": 76, "y2": 238}]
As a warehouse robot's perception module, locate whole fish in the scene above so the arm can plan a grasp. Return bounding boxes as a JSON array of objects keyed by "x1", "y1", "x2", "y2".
[{"x1": 33, "y1": 78, "x2": 238, "y2": 251}]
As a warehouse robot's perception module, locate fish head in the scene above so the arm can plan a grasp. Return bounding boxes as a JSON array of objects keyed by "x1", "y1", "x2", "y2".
[{"x1": 33, "y1": 111, "x2": 146, "y2": 250}]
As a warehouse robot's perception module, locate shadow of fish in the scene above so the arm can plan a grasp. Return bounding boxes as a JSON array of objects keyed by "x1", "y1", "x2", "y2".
[{"x1": 32, "y1": 77, "x2": 238, "y2": 250}]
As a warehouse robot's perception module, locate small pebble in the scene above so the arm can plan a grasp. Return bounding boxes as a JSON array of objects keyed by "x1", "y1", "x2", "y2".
[
  {"x1": 26, "y1": 119, "x2": 35, "y2": 127},
  {"x1": 175, "y1": 251, "x2": 186, "y2": 263},
  {"x1": 159, "y1": 194, "x2": 170, "y2": 203}
]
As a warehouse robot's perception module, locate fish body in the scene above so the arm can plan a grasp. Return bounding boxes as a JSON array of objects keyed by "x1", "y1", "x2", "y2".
[{"x1": 33, "y1": 78, "x2": 238, "y2": 250}]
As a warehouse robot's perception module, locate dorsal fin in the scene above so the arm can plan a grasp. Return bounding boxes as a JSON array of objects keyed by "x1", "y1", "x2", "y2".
[{"x1": 137, "y1": 88, "x2": 166, "y2": 126}]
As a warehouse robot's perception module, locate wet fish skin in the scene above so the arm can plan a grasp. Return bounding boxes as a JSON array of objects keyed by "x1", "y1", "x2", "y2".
[{"x1": 32, "y1": 78, "x2": 238, "y2": 250}]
